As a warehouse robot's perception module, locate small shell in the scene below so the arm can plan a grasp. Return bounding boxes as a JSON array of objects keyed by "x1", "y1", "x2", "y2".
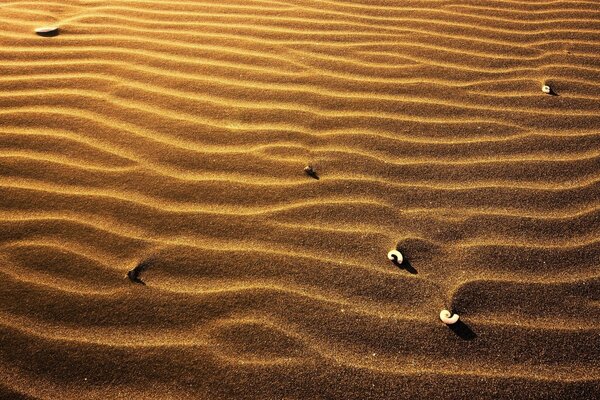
[
  {"x1": 387, "y1": 249, "x2": 403, "y2": 264},
  {"x1": 440, "y1": 309, "x2": 459, "y2": 324},
  {"x1": 35, "y1": 26, "x2": 59, "y2": 36},
  {"x1": 542, "y1": 85, "x2": 551, "y2": 94}
]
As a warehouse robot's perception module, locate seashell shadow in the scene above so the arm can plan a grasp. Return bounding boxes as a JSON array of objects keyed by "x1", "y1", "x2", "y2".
[
  {"x1": 127, "y1": 257, "x2": 156, "y2": 285},
  {"x1": 449, "y1": 320, "x2": 477, "y2": 340},
  {"x1": 391, "y1": 254, "x2": 417, "y2": 274},
  {"x1": 304, "y1": 169, "x2": 319, "y2": 180}
]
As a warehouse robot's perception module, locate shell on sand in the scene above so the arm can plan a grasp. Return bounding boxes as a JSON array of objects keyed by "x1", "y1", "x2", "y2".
[
  {"x1": 542, "y1": 85, "x2": 552, "y2": 94},
  {"x1": 387, "y1": 249, "x2": 403, "y2": 264},
  {"x1": 440, "y1": 310, "x2": 459, "y2": 324},
  {"x1": 3, "y1": 0, "x2": 598, "y2": 397},
  {"x1": 35, "y1": 26, "x2": 59, "y2": 35}
]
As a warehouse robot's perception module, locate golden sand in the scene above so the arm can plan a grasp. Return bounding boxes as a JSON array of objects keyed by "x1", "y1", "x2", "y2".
[{"x1": 1, "y1": 0, "x2": 599, "y2": 398}]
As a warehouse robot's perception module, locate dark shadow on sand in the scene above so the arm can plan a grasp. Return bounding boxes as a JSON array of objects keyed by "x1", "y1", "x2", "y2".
[
  {"x1": 449, "y1": 320, "x2": 476, "y2": 340},
  {"x1": 306, "y1": 171, "x2": 319, "y2": 180},
  {"x1": 304, "y1": 165, "x2": 319, "y2": 180},
  {"x1": 127, "y1": 258, "x2": 155, "y2": 285},
  {"x1": 391, "y1": 257, "x2": 418, "y2": 275},
  {"x1": 544, "y1": 85, "x2": 559, "y2": 96}
]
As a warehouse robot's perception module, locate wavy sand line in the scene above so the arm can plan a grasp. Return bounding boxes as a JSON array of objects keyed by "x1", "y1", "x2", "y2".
[{"x1": 2, "y1": 0, "x2": 599, "y2": 398}]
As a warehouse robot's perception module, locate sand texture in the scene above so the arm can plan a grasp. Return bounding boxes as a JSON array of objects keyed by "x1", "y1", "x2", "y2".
[{"x1": 1, "y1": 0, "x2": 599, "y2": 399}]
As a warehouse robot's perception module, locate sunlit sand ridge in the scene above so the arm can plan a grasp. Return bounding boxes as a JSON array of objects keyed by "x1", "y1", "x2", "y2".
[{"x1": 0, "y1": 0, "x2": 599, "y2": 398}]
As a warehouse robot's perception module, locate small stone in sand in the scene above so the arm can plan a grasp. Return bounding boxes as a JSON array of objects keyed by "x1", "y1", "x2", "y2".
[
  {"x1": 35, "y1": 26, "x2": 59, "y2": 37},
  {"x1": 304, "y1": 165, "x2": 319, "y2": 179},
  {"x1": 440, "y1": 309, "x2": 459, "y2": 325}
]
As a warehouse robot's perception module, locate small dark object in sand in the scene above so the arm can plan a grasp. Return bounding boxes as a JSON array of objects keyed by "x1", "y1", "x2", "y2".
[
  {"x1": 304, "y1": 165, "x2": 319, "y2": 179},
  {"x1": 35, "y1": 26, "x2": 59, "y2": 37},
  {"x1": 127, "y1": 260, "x2": 152, "y2": 285}
]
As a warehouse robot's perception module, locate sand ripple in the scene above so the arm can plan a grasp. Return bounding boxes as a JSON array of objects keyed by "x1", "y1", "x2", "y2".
[{"x1": 1, "y1": 0, "x2": 599, "y2": 398}]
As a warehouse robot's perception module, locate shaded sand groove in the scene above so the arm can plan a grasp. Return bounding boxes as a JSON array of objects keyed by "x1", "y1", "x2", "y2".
[{"x1": 1, "y1": 0, "x2": 599, "y2": 399}]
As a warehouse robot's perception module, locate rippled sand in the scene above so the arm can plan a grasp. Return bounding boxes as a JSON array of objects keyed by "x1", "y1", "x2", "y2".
[{"x1": 1, "y1": 0, "x2": 599, "y2": 399}]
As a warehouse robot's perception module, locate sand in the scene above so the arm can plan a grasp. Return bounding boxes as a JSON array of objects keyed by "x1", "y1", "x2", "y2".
[{"x1": 0, "y1": 0, "x2": 599, "y2": 399}]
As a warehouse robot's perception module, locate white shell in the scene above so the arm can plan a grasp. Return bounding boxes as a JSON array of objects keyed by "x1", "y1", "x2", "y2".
[
  {"x1": 440, "y1": 309, "x2": 459, "y2": 325},
  {"x1": 542, "y1": 85, "x2": 551, "y2": 94},
  {"x1": 35, "y1": 26, "x2": 59, "y2": 34},
  {"x1": 387, "y1": 249, "x2": 403, "y2": 264}
]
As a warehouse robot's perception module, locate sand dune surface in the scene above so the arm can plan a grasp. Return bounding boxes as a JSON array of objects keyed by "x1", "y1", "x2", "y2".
[{"x1": 0, "y1": 0, "x2": 599, "y2": 399}]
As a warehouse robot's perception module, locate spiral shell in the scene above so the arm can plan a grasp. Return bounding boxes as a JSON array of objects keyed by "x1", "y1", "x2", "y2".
[
  {"x1": 387, "y1": 249, "x2": 403, "y2": 264},
  {"x1": 542, "y1": 85, "x2": 551, "y2": 94},
  {"x1": 439, "y1": 309, "x2": 459, "y2": 325}
]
